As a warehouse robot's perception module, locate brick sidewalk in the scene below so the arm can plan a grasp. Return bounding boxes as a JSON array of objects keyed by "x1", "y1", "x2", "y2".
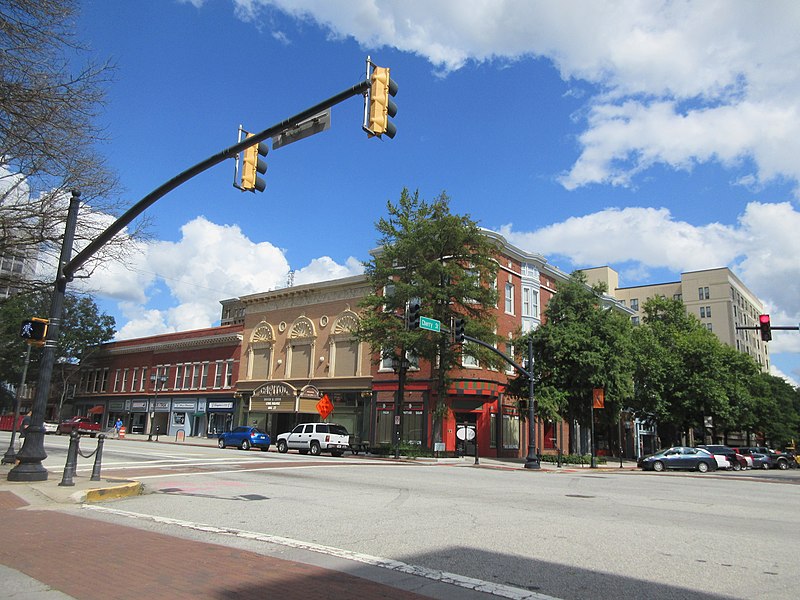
[{"x1": 0, "y1": 491, "x2": 431, "y2": 600}]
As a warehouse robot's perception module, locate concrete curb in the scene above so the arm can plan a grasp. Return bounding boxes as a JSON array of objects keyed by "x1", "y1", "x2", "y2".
[{"x1": 81, "y1": 480, "x2": 143, "y2": 503}]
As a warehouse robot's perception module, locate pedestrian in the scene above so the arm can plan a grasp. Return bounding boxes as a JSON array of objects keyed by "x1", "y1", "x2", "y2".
[
  {"x1": 17, "y1": 410, "x2": 32, "y2": 450},
  {"x1": 114, "y1": 417, "x2": 123, "y2": 439}
]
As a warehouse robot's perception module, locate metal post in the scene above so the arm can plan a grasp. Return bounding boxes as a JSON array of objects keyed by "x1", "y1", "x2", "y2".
[
  {"x1": 59, "y1": 431, "x2": 81, "y2": 487},
  {"x1": 474, "y1": 429, "x2": 479, "y2": 465},
  {"x1": 618, "y1": 413, "x2": 624, "y2": 468},
  {"x1": 393, "y1": 347, "x2": 407, "y2": 460},
  {"x1": 590, "y1": 401, "x2": 597, "y2": 468},
  {"x1": 524, "y1": 336, "x2": 540, "y2": 469},
  {"x1": 557, "y1": 419, "x2": 563, "y2": 468},
  {"x1": 90, "y1": 434, "x2": 105, "y2": 481},
  {"x1": 9, "y1": 191, "x2": 81, "y2": 482},
  {"x1": 2, "y1": 344, "x2": 32, "y2": 465}
]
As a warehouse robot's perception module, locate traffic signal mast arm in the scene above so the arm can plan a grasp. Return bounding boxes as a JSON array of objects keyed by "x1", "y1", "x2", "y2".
[
  {"x1": 461, "y1": 333, "x2": 532, "y2": 379},
  {"x1": 62, "y1": 78, "x2": 371, "y2": 282}
]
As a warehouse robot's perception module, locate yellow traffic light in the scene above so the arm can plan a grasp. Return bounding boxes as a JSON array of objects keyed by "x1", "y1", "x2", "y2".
[
  {"x1": 240, "y1": 134, "x2": 268, "y2": 192},
  {"x1": 366, "y1": 66, "x2": 398, "y2": 139}
]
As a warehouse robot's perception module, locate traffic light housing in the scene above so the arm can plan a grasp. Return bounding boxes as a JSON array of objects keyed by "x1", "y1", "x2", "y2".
[
  {"x1": 365, "y1": 65, "x2": 398, "y2": 139},
  {"x1": 241, "y1": 134, "x2": 268, "y2": 192},
  {"x1": 20, "y1": 317, "x2": 48, "y2": 346},
  {"x1": 408, "y1": 303, "x2": 420, "y2": 330},
  {"x1": 759, "y1": 314, "x2": 772, "y2": 341},
  {"x1": 454, "y1": 318, "x2": 466, "y2": 344}
]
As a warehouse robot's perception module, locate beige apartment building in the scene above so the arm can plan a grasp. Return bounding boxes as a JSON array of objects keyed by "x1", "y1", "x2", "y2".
[{"x1": 584, "y1": 266, "x2": 769, "y2": 372}]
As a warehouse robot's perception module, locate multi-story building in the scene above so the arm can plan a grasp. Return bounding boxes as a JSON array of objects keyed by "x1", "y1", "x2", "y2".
[
  {"x1": 72, "y1": 324, "x2": 243, "y2": 438},
  {"x1": 233, "y1": 231, "x2": 592, "y2": 459},
  {"x1": 585, "y1": 266, "x2": 769, "y2": 372},
  {"x1": 235, "y1": 275, "x2": 375, "y2": 442}
]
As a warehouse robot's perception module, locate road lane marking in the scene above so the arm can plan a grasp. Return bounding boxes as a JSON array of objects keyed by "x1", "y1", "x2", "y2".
[{"x1": 83, "y1": 505, "x2": 563, "y2": 600}]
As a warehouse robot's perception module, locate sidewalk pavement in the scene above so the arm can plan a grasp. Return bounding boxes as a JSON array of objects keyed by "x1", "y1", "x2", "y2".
[{"x1": 0, "y1": 437, "x2": 637, "y2": 599}]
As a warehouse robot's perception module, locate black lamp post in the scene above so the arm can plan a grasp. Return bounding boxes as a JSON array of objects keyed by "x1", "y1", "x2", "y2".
[
  {"x1": 148, "y1": 373, "x2": 168, "y2": 442},
  {"x1": 2, "y1": 345, "x2": 32, "y2": 465},
  {"x1": 391, "y1": 349, "x2": 409, "y2": 460},
  {"x1": 524, "y1": 336, "x2": 540, "y2": 469}
]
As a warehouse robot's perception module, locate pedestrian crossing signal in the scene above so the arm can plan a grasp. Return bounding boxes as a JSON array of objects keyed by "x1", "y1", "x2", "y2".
[{"x1": 20, "y1": 317, "x2": 48, "y2": 345}]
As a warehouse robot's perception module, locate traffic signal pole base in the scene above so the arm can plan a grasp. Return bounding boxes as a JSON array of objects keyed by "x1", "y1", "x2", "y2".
[
  {"x1": 7, "y1": 429, "x2": 49, "y2": 481},
  {"x1": 524, "y1": 454, "x2": 541, "y2": 469}
]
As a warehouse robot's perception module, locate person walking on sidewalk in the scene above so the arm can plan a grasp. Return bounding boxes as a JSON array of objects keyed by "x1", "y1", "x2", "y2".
[
  {"x1": 17, "y1": 411, "x2": 32, "y2": 450},
  {"x1": 114, "y1": 418, "x2": 123, "y2": 439}
]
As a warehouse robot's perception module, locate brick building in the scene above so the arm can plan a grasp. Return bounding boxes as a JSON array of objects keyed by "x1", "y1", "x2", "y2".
[{"x1": 72, "y1": 324, "x2": 243, "y2": 438}]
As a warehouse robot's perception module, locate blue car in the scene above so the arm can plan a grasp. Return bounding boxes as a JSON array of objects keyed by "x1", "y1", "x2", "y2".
[
  {"x1": 638, "y1": 446, "x2": 718, "y2": 473},
  {"x1": 217, "y1": 426, "x2": 271, "y2": 451}
]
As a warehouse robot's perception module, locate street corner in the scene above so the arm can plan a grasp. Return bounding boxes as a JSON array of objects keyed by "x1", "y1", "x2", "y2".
[{"x1": 81, "y1": 479, "x2": 144, "y2": 503}]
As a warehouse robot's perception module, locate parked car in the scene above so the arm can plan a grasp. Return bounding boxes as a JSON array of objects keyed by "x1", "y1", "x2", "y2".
[
  {"x1": 750, "y1": 452, "x2": 773, "y2": 469},
  {"x1": 696, "y1": 445, "x2": 742, "y2": 471},
  {"x1": 741, "y1": 446, "x2": 796, "y2": 470},
  {"x1": 57, "y1": 417, "x2": 102, "y2": 437},
  {"x1": 638, "y1": 446, "x2": 718, "y2": 473},
  {"x1": 217, "y1": 426, "x2": 271, "y2": 451},
  {"x1": 276, "y1": 422, "x2": 350, "y2": 457}
]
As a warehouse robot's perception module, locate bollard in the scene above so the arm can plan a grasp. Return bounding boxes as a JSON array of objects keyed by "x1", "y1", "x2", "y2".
[
  {"x1": 59, "y1": 431, "x2": 81, "y2": 487},
  {"x1": 90, "y1": 434, "x2": 105, "y2": 481},
  {"x1": 155, "y1": 425, "x2": 160, "y2": 442}
]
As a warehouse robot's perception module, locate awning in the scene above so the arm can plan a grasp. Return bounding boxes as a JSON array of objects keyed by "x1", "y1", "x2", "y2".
[{"x1": 87, "y1": 405, "x2": 105, "y2": 415}]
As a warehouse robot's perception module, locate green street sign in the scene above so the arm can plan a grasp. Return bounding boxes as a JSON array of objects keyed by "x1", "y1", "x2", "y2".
[{"x1": 419, "y1": 316, "x2": 441, "y2": 332}]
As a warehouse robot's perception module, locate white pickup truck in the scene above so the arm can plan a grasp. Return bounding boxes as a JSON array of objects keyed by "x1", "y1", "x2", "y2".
[{"x1": 275, "y1": 422, "x2": 350, "y2": 457}]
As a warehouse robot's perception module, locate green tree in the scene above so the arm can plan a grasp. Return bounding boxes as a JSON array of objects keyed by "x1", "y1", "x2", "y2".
[
  {"x1": 511, "y1": 271, "x2": 634, "y2": 453},
  {"x1": 0, "y1": 290, "x2": 115, "y2": 415},
  {"x1": 1, "y1": 0, "x2": 147, "y2": 297},
  {"x1": 358, "y1": 189, "x2": 499, "y2": 445}
]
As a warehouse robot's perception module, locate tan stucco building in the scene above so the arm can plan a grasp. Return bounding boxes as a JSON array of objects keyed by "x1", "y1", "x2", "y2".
[{"x1": 584, "y1": 266, "x2": 769, "y2": 372}]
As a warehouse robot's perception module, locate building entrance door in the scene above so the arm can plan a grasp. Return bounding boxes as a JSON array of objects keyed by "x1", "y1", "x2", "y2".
[{"x1": 455, "y1": 414, "x2": 477, "y2": 457}]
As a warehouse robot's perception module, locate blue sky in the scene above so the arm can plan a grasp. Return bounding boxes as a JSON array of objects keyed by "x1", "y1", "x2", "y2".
[{"x1": 70, "y1": 1, "x2": 800, "y2": 382}]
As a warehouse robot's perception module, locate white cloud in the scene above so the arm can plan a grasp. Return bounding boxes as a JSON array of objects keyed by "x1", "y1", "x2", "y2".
[
  {"x1": 498, "y1": 200, "x2": 800, "y2": 354},
  {"x1": 229, "y1": 0, "x2": 800, "y2": 191},
  {"x1": 96, "y1": 217, "x2": 362, "y2": 339}
]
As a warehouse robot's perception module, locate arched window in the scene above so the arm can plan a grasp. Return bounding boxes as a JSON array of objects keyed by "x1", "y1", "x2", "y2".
[
  {"x1": 288, "y1": 317, "x2": 315, "y2": 379},
  {"x1": 248, "y1": 321, "x2": 274, "y2": 380},
  {"x1": 331, "y1": 311, "x2": 360, "y2": 377}
]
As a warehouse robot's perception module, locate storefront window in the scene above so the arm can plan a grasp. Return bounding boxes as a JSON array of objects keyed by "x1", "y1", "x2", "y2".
[
  {"x1": 502, "y1": 414, "x2": 520, "y2": 449},
  {"x1": 401, "y1": 410, "x2": 423, "y2": 444}
]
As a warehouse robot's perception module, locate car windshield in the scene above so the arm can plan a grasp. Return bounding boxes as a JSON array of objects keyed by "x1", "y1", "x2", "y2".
[
  {"x1": 251, "y1": 428, "x2": 266, "y2": 434},
  {"x1": 329, "y1": 425, "x2": 348, "y2": 435}
]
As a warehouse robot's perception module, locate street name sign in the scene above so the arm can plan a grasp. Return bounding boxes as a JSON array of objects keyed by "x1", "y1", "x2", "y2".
[{"x1": 419, "y1": 316, "x2": 441, "y2": 332}]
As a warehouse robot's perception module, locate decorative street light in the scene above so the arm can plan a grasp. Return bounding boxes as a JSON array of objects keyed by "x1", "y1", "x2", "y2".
[
  {"x1": 524, "y1": 336, "x2": 540, "y2": 469},
  {"x1": 148, "y1": 372, "x2": 168, "y2": 442},
  {"x1": 390, "y1": 349, "x2": 410, "y2": 460},
  {"x1": 2, "y1": 345, "x2": 32, "y2": 465}
]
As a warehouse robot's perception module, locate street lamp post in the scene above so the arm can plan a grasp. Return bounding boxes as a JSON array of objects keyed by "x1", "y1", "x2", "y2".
[
  {"x1": 2, "y1": 345, "x2": 32, "y2": 465},
  {"x1": 148, "y1": 373, "x2": 168, "y2": 442},
  {"x1": 391, "y1": 349, "x2": 409, "y2": 460},
  {"x1": 524, "y1": 336, "x2": 540, "y2": 469}
]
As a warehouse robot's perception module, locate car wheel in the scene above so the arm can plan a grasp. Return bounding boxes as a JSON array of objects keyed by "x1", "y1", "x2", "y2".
[
  {"x1": 762, "y1": 462, "x2": 770, "y2": 470},
  {"x1": 697, "y1": 461, "x2": 709, "y2": 473},
  {"x1": 310, "y1": 441, "x2": 321, "y2": 456},
  {"x1": 241, "y1": 439, "x2": 251, "y2": 451},
  {"x1": 778, "y1": 459, "x2": 789, "y2": 470},
  {"x1": 260, "y1": 446, "x2": 270, "y2": 452},
  {"x1": 652, "y1": 460, "x2": 665, "y2": 472},
  {"x1": 277, "y1": 440, "x2": 288, "y2": 453},
  {"x1": 732, "y1": 461, "x2": 741, "y2": 471},
  {"x1": 218, "y1": 438, "x2": 226, "y2": 449}
]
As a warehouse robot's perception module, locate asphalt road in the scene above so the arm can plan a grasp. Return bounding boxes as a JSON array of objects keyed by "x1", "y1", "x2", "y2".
[{"x1": 17, "y1": 435, "x2": 793, "y2": 600}]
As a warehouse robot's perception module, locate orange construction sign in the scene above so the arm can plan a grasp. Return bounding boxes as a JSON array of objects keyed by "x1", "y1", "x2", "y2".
[
  {"x1": 316, "y1": 394, "x2": 334, "y2": 420},
  {"x1": 592, "y1": 388, "x2": 605, "y2": 409}
]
